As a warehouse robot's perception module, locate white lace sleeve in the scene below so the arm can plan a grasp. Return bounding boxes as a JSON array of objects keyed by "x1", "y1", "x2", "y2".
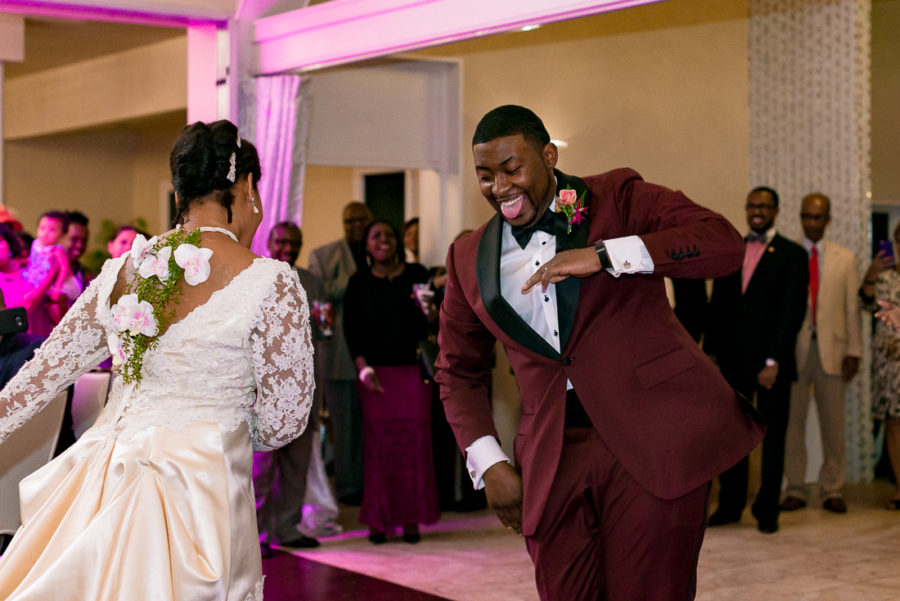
[
  {"x1": 248, "y1": 266, "x2": 315, "y2": 452},
  {"x1": 0, "y1": 259, "x2": 118, "y2": 444}
]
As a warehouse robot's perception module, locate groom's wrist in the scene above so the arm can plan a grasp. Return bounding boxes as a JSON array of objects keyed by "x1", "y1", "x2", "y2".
[{"x1": 594, "y1": 241, "x2": 613, "y2": 270}]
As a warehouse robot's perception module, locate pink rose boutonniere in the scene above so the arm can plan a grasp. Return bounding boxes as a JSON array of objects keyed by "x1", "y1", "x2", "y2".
[{"x1": 554, "y1": 186, "x2": 588, "y2": 235}]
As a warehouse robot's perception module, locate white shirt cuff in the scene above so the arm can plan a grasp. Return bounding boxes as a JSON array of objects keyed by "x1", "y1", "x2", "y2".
[
  {"x1": 465, "y1": 435, "x2": 510, "y2": 490},
  {"x1": 603, "y1": 235, "x2": 654, "y2": 277}
]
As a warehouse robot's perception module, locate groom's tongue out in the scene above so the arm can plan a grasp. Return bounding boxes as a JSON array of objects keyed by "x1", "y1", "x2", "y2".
[{"x1": 500, "y1": 194, "x2": 527, "y2": 220}]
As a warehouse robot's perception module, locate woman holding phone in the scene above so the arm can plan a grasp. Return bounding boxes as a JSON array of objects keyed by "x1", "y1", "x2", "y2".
[{"x1": 861, "y1": 224, "x2": 900, "y2": 510}]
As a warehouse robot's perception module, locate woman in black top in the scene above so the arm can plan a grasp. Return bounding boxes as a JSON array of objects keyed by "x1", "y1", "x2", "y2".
[{"x1": 343, "y1": 220, "x2": 440, "y2": 542}]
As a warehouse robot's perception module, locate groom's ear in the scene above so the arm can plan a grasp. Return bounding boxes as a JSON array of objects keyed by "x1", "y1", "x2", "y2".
[{"x1": 542, "y1": 142, "x2": 558, "y2": 170}]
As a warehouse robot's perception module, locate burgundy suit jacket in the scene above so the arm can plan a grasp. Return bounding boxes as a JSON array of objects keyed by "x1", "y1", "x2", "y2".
[{"x1": 435, "y1": 168, "x2": 765, "y2": 536}]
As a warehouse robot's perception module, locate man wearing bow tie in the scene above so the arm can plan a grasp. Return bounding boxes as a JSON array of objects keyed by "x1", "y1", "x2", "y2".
[
  {"x1": 705, "y1": 187, "x2": 809, "y2": 534},
  {"x1": 435, "y1": 105, "x2": 765, "y2": 601}
]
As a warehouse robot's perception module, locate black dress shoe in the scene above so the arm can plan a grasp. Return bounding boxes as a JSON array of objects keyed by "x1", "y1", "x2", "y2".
[
  {"x1": 281, "y1": 535, "x2": 320, "y2": 548},
  {"x1": 756, "y1": 517, "x2": 778, "y2": 534},
  {"x1": 368, "y1": 531, "x2": 387, "y2": 545},
  {"x1": 708, "y1": 510, "x2": 741, "y2": 526},
  {"x1": 751, "y1": 504, "x2": 778, "y2": 533},
  {"x1": 823, "y1": 497, "x2": 847, "y2": 514}
]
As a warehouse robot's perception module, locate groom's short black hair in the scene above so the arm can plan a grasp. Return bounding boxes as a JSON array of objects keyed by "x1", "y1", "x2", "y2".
[{"x1": 472, "y1": 105, "x2": 551, "y2": 151}]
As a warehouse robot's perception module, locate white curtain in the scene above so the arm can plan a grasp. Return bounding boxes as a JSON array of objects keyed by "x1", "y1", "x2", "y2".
[{"x1": 239, "y1": 74, "x2": 310, "y2": 256}]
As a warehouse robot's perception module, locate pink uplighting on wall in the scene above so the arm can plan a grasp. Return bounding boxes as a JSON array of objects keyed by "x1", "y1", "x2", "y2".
[
  {"x1": 0, "y1": 1, "x2": 223, "y2": 28},
  {"x1": 253, "y1": 0, "x2": 666, "y2": 73}
]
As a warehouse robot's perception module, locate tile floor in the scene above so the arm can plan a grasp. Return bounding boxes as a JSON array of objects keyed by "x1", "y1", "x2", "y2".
[{"x1": 283, "y1": 481, "x2": 900, "y2": 601}]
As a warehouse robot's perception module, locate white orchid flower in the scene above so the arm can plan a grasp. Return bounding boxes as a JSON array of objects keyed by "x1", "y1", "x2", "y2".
[
  {"x1": 111, "y1": 293, "x2": 158, "y2": 337},
  {"x1": 111, "y1": 293, "x2": 139, "y2": 333},
  {"x1": 174, "y1": 243, "x2": 214, "y2": 286},
  {"x1": 138, "y1": 245, "x2": 172, "y2": 282},
  {"x1": 107, "y1": 333, "x2": 125, "y2": 367},
  {"x1": 127, "y1": 299, "x2": 159, "y2": 337},
  {"x1": 130, "y1": 235, "x2": 158, "y2": 269}
]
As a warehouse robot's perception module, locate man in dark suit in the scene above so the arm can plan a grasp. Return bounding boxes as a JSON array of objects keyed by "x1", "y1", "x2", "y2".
[
  {"x1": 705, "y1": 186, "x2": 809, "y2": 533},
  {"x1": 435, "y1": 105, "x2": 765, "y2": 601}
]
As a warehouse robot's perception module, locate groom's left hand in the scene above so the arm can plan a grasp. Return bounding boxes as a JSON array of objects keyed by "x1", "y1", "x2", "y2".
[
  {"x1": 521, "y1": 247, "x2": 602, "y2": 293},
  {"x1": 482, "y1": 461, "x2": 524, "y2": 535}
]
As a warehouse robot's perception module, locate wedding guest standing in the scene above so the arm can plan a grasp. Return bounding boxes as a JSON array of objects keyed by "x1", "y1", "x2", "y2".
[
  {"x1": 107, "y1": 225, "x2": 141, "y2": 259},
  {"x1": 308, "y1": 201, "x2": 373, "y2": 505},
  {"x1": 706, "y1": 186, "x2": 808, "y2": 534},
  {"x1": 860, "y1": 224, "x2": 900, "y2": 510},
  {"x1": 344, "y1": 220, "x2": 440, "y2": 543},
  {"x1": 254, "y1": 221, "x2": 325, "y2": 554},
  {"x1": 782, "y1": 193, "x2": 861, "y2": 514}
]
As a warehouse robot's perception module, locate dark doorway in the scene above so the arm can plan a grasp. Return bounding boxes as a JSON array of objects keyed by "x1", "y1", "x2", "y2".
[{"x1": 364, "y1": 172, "x2": 405, "y2": 234}]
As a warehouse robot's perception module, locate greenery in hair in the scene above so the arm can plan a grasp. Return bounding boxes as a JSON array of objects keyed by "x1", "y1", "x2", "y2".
[{"x1": 118, "y1": 228, "x2": 202, "y2": 384}]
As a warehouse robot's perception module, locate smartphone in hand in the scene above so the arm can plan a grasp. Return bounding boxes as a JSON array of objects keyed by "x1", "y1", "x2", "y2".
[{"x1": 879, "y1": 240, "x2": 895, "y2": 267}]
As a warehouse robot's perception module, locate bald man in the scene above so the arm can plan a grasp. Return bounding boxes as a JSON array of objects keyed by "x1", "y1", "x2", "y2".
[
  {"x1": 782, "y1": 193, "x2": 862, "y2": 514},
  {"x1": 307, "y1": 202, "x2": 373, "y2": 504}
]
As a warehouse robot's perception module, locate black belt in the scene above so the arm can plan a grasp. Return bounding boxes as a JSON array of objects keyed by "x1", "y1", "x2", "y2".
[{"x1": 565, "y1": 389, "x2": 593, "y2": 428}]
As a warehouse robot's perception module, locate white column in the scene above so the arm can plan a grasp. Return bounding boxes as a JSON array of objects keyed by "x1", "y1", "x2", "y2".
[
  {"x1": 748, "y1": 0, "x2": 872, "y2": 482},
  {"x1": 187, "y1": 24, "x2": 219, "y2": 124}
]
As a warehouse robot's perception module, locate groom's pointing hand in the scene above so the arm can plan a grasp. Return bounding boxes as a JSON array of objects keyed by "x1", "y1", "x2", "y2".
[
  {"x1": 483, "y1": 461, "x2": 524, "y2": 535},
  {"x1": 521, "y1": 247, "x2": 603, "y2": 294}
]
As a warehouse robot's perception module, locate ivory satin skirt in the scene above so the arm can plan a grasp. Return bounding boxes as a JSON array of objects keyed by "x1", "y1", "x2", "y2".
[{"x1": 0, "y1": 420, "x2": 263, "y2": 601}]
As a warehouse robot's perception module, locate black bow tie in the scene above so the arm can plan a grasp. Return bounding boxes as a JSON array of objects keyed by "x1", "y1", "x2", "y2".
[
  {"x1": 511, "y1": 209, "x2": 564, "y2": 249},
  {"x1": 746, "y1": 232, "x2": 767, "y2": 243}
]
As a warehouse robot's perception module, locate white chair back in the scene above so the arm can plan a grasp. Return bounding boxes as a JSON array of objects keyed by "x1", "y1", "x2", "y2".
[
  {"x1": 0, "y1": 389, "x2": 68, "y2": 536},
  {"x1": 71, "y1": 370, "x2": 112, "y2": 439}
]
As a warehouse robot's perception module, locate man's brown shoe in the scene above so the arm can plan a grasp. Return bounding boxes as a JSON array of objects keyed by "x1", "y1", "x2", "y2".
[
  {"x1": 780, "y1": 496, "x2": 807, "y2": 511},
  {"x1": 823, "y1": 497, "x2": 847, "y2": 514}
]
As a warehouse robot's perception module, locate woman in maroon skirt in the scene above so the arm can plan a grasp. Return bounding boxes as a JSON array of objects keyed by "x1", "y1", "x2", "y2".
[{"x1": 343, "y1": 220, "x2": 440, "y2": 543}]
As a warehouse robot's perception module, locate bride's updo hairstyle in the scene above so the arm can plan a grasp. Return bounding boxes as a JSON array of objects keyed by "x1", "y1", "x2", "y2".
[{"x1": 170, "y1": 120, "x2": 262, "y2": 226}]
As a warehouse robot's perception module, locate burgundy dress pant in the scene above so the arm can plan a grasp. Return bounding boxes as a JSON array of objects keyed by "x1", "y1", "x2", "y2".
[{"x1": 525, "y1": 426, "x2": 710, "y2": 601}]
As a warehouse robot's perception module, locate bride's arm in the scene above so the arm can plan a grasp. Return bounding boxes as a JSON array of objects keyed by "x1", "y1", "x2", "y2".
[
  {"x1": 248, "y1": 266, "x2": 315, "y2": 452},
  {"x1": 0, "y1": 257, "x2": 120, "y2": 444}
]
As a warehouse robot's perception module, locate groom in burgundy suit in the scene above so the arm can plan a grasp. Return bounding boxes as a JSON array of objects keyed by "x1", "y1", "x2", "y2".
[{"x1": 435, "y1": 105, "x2": 765, "y2": 601}]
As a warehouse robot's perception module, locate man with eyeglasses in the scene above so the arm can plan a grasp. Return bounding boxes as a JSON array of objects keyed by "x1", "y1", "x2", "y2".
[{"x1": 705, "y1": 186, "x2": 809, "y2": 533}]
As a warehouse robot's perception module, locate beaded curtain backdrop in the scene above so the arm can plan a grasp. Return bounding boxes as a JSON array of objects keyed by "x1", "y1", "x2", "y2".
[{"x1": 748, "y1": 0, "x2": 873, "y2": 481}]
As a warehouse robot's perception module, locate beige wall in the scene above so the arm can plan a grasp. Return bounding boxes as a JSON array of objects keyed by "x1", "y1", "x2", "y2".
[
  {"x1": 3, "y1": 112, "x2": 184, "y2": 254},
  {"x1": 302, "y1": 0, "x2": 752, "y2": 242},
  {"x1": 873, "y1": 0, "x2": 900, "y2": 205},
  {"x1": 417, "y1": 0, "x2": 751, "y2": 231},
  {"x1": 297, "y1": 0, "x2": 752, "y2": 457},
  {"x1": 296, "y1": 165, "x2": 356, "y2": 267}
]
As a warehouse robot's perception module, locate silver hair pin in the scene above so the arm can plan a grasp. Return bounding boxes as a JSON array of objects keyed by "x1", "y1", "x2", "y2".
[{"x1": 227, "y1": 152, "x2": 237, "y2": 183}]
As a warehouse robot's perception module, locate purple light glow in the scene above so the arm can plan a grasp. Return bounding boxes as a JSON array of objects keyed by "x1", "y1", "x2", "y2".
[
  {"x1": 254, "y1": 0, "x2": 666, "y2": 73},
  {"x1": 0, "y1": 0, "x2": 224, "y2": 28}
]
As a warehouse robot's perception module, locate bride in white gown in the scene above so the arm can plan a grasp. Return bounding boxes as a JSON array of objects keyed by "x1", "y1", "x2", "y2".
[{"x1": 0, "y1": 120, "x2": 314, "y2": 601}]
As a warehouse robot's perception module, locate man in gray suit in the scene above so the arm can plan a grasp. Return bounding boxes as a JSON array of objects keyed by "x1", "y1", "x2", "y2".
[
  {"x1": 254, "y1": 222, "x2": 324, "y2": 554},
  {"x1": 308, "y1": 202, "x2": 373, "y2": 504}
]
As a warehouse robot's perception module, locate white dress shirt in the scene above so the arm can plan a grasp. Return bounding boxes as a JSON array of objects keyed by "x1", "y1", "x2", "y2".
[{"x1": 465, "y1": 204, "x2": 654, "y2": 489}]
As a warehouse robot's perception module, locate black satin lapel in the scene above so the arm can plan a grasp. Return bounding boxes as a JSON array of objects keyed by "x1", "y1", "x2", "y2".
[
  {"x1": 554, "y1": 171, "x2": 592, "y2": 351},
  {"x1": 477, "y1": 214, "x2": 560, "y2": 361}
]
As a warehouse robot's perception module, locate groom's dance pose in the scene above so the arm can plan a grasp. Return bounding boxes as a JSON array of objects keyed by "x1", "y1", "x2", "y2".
[{"x1": 435, "y1": 105, "x2": 765, "y2": 601}]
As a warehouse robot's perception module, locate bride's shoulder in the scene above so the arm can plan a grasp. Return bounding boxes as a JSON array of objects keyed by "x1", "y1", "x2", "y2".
[{"x1": 234, "y1": 256, "x2": 296, "y2": 285}]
